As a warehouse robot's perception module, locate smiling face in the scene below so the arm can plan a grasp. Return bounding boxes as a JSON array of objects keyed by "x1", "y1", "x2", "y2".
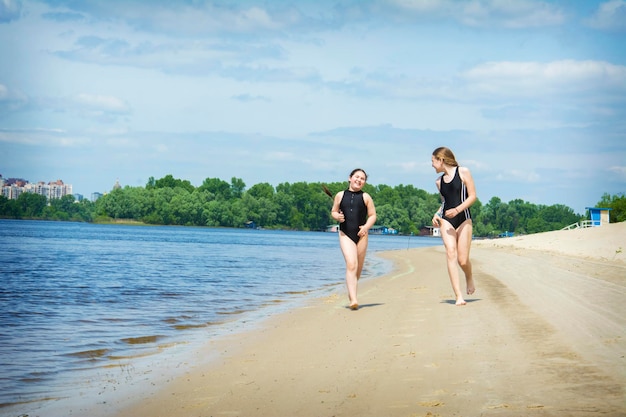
[
  {"x1": 348, "y1": 169, "x2": 367, "y2": 191},
  {"x1": 431, "y1": 155, "x2": 444, "y2": 173}
]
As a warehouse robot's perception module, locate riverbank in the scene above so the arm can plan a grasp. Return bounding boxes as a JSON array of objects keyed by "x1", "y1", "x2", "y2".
[{"x1": 70, "y1": 223, "x2": 626, "y2": 415}]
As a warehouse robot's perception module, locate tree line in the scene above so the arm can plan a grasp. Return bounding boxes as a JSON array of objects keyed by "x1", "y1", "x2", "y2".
[{"x1": 1, "y1": 174, "x2": 624, "y2": 237}]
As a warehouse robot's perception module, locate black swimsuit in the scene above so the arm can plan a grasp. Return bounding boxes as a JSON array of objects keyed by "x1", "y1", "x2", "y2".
[
  {"x1": 440, "y1": 167, "x2": 471, "y2": 229},
  {"x1": 339, "y1": 190, "x2": 367, "y2": 244}
]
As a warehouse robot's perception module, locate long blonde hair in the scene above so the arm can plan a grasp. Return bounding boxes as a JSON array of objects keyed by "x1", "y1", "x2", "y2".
[{"x1": 432, "y1": 147, "x2": 458, "y2": 167}]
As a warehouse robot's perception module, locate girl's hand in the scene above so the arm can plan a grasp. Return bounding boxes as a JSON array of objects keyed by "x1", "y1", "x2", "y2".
[
  {"x1": 432, "y1": 215, "x2": 441, "y2": 227},
  {"x1": 444, "y1": 207, "x2": 460, "y2": 218},
  {"x1": 337, "y1": 210, "x2": 345, "y2": 223}
]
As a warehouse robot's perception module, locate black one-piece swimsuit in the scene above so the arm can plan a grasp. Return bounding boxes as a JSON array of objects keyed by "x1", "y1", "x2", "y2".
[
  {"x1": 440, "y1": 167, "x2": 471, "y2": 229},
  {"x1": 339, "y1": 190, "x2": 367, "y2": 244}
]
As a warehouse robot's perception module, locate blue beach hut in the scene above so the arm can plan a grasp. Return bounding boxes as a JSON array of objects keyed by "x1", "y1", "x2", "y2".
[{"x1": 585, "y1": 207, "x2": 612, "y2": 226}]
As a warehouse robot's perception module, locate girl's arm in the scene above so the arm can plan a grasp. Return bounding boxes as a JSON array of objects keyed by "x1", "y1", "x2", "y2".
[
  {"x1": 456, "y1": 166, "x2": 477, "y2": 212},
  {"x1": 432, "y1": 178, "x2": 444, "y2": 225},
  {"x1": 360, "y1": 193, "x2": 377, "y2": 232},
  {"x1": 331, "y1": 191, "x2": 345, "y2": 222}
]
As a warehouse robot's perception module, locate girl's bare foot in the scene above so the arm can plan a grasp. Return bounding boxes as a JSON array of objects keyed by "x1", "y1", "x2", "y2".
[
  {"x1": 455, "y1": 298, "x2": 467, "y2": 306},
  {"x1": 466, "y1": 276, "x2": 475, "y2": 295},
  {"x1": 349, "y1": 303, "x2": 359, "y2": 310}
]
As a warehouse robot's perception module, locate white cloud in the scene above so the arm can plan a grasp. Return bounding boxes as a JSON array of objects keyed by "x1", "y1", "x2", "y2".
[
  {"x1": 73, "y1": 94, "x2": 130, "y2": 113},
  {"x1": 608, "y1": 165, "x2": 626, "y2": 179},
  {"x1": 42, "y1": 1, "x2": 303, "y2": 36},
  {"x1": 585, "y1": 0, "x2": 626, "y2": 32},
  {"x1": 232, "y1": 93, "x2": 271, "y2": 103},
  {"x1": 1, "y1": 0, "x2": 623, "y2": 214},
  {"x1": 461, "y1": 60, "x2": 626, "y2": 97},
  {"x1": 104, "y1": 137, "x2": 136, "y2": 148},
  {"x1": 265, "y1": 151, "x2": 296, "y2": 161},
  {"x1": 0, "y1": 84, "x2": 29, "y2": 112},
  {"x1": 460, "y1": 0, "x2": 565, "y2": 28},
  {"x1": 0, "y1": 128, "x2": 90, "y2": 146},
  {"x1": 387, "y1": 0, "x2": 565, "y2": 28},
  {"x1": 494, "y1": 169, "x2": 540, "y2": 183}
]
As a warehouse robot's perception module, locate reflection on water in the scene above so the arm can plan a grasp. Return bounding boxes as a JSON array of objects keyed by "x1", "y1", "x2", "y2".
[{"x1": 0, "y1": 219, "x2": 440, "y2": 413}]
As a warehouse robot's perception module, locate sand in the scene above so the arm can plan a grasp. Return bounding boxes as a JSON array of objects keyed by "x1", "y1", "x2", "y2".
[{"x1": 99, "y1": 222, "x2": 625, "y2": 417}]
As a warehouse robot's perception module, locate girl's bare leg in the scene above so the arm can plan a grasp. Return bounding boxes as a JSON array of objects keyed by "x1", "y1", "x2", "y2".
[
  {"x1": 355, "y1": 234, "x2": 369, "y2": 280},
  {"x1": 339, "y1": 233, "x2": 359, "y2": 309},
  {"x1": 456, "y1": 221, "x2": 475, "y2": 295},
  {"x1": 440, "y1": 220, "x2": 466, "y2": 305}
]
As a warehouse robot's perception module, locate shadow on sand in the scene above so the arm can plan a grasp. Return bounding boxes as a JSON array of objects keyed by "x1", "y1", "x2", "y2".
[
  {"x1": 344, "y1": 303, "x2": 385, "y2": 310},
  {"x1": 440, "y1": 298, "x2": 481, "y2": 305}
]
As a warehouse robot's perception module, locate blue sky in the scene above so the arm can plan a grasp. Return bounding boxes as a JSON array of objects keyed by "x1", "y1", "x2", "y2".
[{"x1": 1, "y1": 0, "x2": 625, "y2": 214}]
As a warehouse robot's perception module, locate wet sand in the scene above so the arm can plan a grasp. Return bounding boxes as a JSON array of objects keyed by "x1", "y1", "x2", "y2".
[{"x1": 91, "y1": 222, "x2": 625, "y2": 416}]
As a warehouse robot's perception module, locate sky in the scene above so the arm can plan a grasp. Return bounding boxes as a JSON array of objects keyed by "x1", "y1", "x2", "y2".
[{"x1": 1, "y1": 0, "x2": 625, "y2": 214}]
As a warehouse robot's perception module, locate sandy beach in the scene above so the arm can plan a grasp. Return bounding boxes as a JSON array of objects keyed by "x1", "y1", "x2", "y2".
[{"x1": 88, "y1": 222, "x2": 625, "y2": 417}]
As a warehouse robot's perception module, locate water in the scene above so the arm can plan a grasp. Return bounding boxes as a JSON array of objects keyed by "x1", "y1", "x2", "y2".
[{"x1": 0, "y1": 219, "x2": 440, "y2": 414}]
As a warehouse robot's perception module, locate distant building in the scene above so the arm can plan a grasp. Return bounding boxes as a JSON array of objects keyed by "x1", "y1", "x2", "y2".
[
  {"x1": 586, "y1": 207, "x2": 612, "y2": 226},
  {"x1": 24, "y1": 180, "x2": 72, "y2": 200},
  {"x1": 91, "y1": 192, "x2": 103, "y2": 202},
  {"x1": 1, "y1": 178, "x2": 73, "y2": 201},
  {"x1": 562, "y1": 207, "x2": 613, "y2": 230},
  {"x1": 369, "y1": 225, "x2": 398, "y2": 235},
  {"x1": 1, "y1": 183, "x2": 23, "y2": 199},
  {"x1": 420, "y1": 226, "x2": 440, "y2": 237}
]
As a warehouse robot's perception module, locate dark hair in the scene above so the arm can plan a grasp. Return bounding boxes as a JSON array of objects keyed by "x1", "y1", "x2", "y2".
[{"x1": 350, "y1": 168, "x2": 368, "y2": 180}]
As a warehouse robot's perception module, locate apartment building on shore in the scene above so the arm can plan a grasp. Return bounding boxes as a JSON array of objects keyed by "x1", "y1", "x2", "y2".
[{"x1": 0, "y1": 175, "x2": 74, "y2": 201}]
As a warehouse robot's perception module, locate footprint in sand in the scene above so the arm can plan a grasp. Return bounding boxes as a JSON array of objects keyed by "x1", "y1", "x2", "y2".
[
  {"x1": 486, "y1": 403, "x2": 510, "y2": 409},
  {"x1": 418, "y1": 400, "x2": 444, "y2": 407}
]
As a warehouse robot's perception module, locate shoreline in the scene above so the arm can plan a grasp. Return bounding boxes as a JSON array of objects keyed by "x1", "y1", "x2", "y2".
[
  {"x1": 1, "y1": 225, "x2": 432, "y2": 417},
  {"x1": 22, "y1": 223, "x2": 626, "y2": 416},
  {"x1": 5, "y1": 247, "x2": 402, "y2": 417}
]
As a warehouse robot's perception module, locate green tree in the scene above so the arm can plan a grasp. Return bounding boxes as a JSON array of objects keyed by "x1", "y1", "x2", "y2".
[
  {"x1": 17, "y1": 192, "x2": 47, "y2": 217},
  {"x1": 537, "y1": 204, "x2": 579, "y2": 230},
  {"x1": 204, "y1": 199, "x2": 236, "y2": 227},
  {"x1": 170, "y1": 188, "x2": 197, "y2": 225},
  {"x1": 508, "y1": 199, "x2": 538, "y2": 234},
  {"x1": 155, "y1": 174, "x2": 194, "y2": 192},
  {"x1": 98, "y1": 188, "x2": 139, "y2": 219},
  {"x1": 274, "y1": 189, "x2": 295, "y2": 227},
  {"x1": 146, "y1": 187, "x2": 177, "y2": 224},
  {"x1": 597, "y1": 192, "x2": 626, "y2": 222},
  {"x1": 0, "y1": 195, "x2": 21, "y2": 218},
  {"x1": 247, "y1": 182, "x2": 275, "y2": 200},
  {"x1": 198, "y1": 177, "x2": 232, "y2": 200},
  {"x1": 73, "y1": 199, "x2": 95, "y2": 222},
  {"x1": 4, "y1": 172, "x2": 607, "y2": 236},
  {"x1": 230, "y1": 177, "x2": 246, "y2": 199},
  {"x1": 374, "y1": 184, "x2": 399, "y2": 208},
  {"x1": 526, "y1": 217, "x2": 550, "y2": 234},
  {"x1": 46, "y1": 195, "x2": 77, "y2": 221},
  {"x1": 241, "y1": 193, "x2": 278, "y2": 227},
  {"x1": 480, "y1": 197, "x2": 508, "y2": 236},
  {"x1": 376, "y1": 204, "x2": 408, "y2": 233}
]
